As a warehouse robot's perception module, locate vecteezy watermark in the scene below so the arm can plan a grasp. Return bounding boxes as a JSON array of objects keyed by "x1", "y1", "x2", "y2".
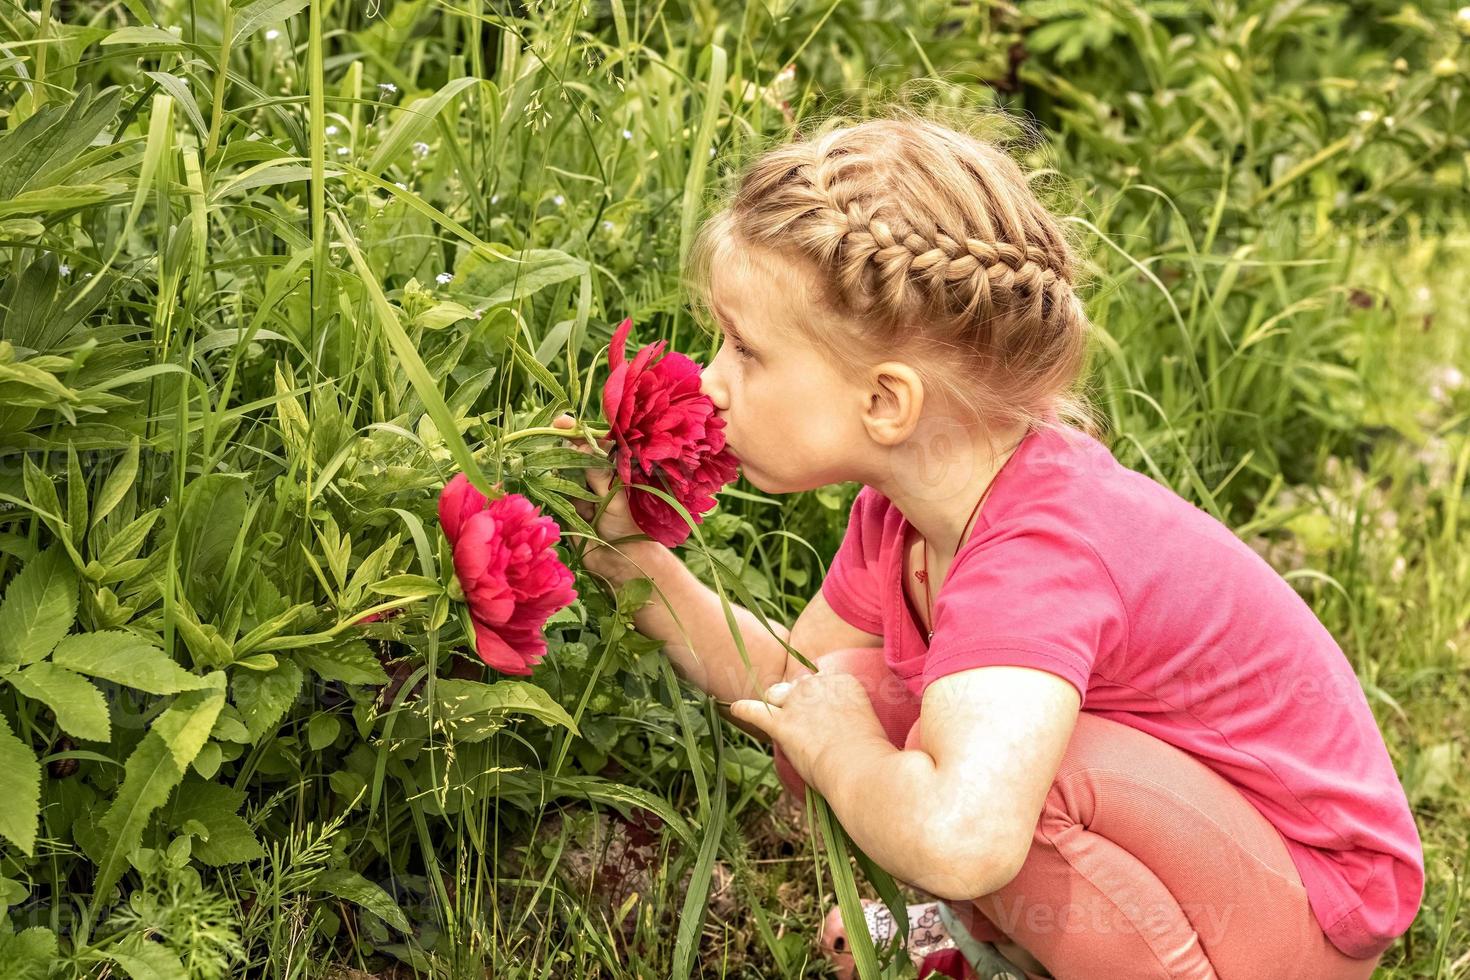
[
  {"x1": 975, "y1": 893, "x2": 1238, "y2": 944},
  {"x1": 885, "y1": 413, "x2": 979, "y2": 503}
]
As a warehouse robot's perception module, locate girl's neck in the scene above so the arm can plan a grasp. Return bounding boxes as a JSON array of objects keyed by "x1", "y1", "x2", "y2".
[{"x1": 876, "y1": 419, "x2": 1031, "y2": 557}]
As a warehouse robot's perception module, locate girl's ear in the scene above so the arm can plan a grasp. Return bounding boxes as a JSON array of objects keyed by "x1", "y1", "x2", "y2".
[{"x1": 861, "y1": 362, "x2": 924, "y2": 446}]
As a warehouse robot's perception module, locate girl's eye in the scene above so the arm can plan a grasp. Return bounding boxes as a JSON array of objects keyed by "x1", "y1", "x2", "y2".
[{"x1": 720, "y1": 330, "x2": 752, "y2": 360}]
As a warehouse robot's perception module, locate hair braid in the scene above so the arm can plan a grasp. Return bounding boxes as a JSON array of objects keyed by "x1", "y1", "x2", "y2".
[{"x1": 687, "y1": 113, "x2": 1097, "y2": 434}]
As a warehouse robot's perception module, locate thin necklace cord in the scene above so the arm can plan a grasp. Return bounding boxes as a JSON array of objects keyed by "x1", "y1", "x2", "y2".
[{"x1": 917, "y1": 433, "x2": 1029, "y2": 640}]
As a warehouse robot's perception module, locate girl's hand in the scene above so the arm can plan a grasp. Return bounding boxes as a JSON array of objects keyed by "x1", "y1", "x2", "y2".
[
  {"x1": 552, "y1": 413, "x2": 652, "y2": 577},
  {"x1": 728, "y1": 672, "x2": 888, "y2": 790}
]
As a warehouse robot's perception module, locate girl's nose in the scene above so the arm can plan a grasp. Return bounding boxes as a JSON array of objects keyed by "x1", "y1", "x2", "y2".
[{"x1": 700, "y1": 360, "x2": 729, "y2": 412}]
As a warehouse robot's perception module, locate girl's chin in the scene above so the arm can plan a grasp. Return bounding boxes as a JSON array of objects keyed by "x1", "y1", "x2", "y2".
[
  {"x1": 738, "y1": 466, "x2": 790, "y2": 495},
  {"x1": 736, "y1": 463, "x2": 767, "y2": 491}
]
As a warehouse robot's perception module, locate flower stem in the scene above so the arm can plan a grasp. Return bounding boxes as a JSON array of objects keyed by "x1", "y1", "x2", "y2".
[{"x1": 501, "y1": 424, "x2": 612, "y2": 454}]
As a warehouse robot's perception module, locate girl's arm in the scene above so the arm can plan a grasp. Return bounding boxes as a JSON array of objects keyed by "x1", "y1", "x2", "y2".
[
  {"x1": 818, "y1": 664, "x2": 1080, "y2": 901},
  {"x1": 585, "y1": 537, "x2": 794, "y2": 705},
  {"x1": 723, "y1": 589, "x2": 883, "y2": 740}
]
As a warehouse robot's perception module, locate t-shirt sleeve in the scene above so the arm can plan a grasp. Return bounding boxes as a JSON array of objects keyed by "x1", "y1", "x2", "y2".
[
  {"x1": 819, "y1": 486, "x2": 885, "y2": 635},
  {"x1": 921, "y1": 522, "x2": 1128, "y2": 703}
]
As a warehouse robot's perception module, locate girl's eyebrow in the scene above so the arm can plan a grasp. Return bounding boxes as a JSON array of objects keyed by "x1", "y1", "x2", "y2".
[{"x1": 712, "y1": 303, "x2": 755, "y2": 346}]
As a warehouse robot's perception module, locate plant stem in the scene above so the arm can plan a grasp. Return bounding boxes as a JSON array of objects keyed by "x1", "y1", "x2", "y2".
[{"x1": 500, "y1": 424, "x2": 611, "y2": 452}]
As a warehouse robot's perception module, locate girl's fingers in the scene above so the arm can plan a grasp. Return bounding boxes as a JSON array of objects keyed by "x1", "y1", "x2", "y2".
[{"x1": 555, "y1": 414, "x2": 612, "y2": 496}]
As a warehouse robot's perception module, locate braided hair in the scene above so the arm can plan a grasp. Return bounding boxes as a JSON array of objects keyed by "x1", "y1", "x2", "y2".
[{"x1": 687, "y1": 115, "x2": 1096, "y2": 436}]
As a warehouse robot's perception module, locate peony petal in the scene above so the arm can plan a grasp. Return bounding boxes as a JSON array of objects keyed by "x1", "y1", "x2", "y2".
[
  {"x1": 600, "y1": 316, "x2": 741, "y2": 550},
  {"x1": 472, "y1": 620, "x2": 534, "y2": 675},
  {"x1": 628, "y1": 339, "x2": 667, "y2": 380},
  {"x1": 438, "y1": 473, "x2": 488, "y2": 545},
  {"x1": 608, "y1": 317, "x2": 633, "y2": 374},
  {"x1": 460, "y1": 494, "x2": 574, "y2": 658},
  {"x1": 603, "y1": 364, "x2": 630, "y2": 430}
]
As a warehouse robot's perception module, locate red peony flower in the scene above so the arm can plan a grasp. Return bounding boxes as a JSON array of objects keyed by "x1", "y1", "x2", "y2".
[
  {"x1": 437, "y1": 474, "x2": 577, "y2": 675},
  {"x1": 601, "y1": 317, "x2": 741, "y2": 547}
]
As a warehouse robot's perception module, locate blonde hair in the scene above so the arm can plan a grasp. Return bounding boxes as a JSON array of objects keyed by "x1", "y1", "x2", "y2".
[{"x1": 686, "y1": 111, "x2": 1098, "y2": 439}]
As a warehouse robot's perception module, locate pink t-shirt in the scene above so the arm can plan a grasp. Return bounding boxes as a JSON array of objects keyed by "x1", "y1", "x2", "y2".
[{"x1": 821, "y1": 423, "x2": 1423, "y2": 961}]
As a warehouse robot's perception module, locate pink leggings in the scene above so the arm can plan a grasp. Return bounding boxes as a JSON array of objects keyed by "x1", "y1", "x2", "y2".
[{"x1": 772, "y1": 647, "x2": 1384, "y2": 980}]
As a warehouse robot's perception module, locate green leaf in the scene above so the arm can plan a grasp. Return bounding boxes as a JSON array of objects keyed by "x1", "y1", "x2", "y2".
[
  {"x1": 510, "y1": 339, "x2": 570, "y2": 404},
  {"x1": 151, "y1": 675, "x2": 227, "y2": 770},
  {"x1": 670, "y1": 701, "x2": 726, "y2": 980},
  {"x1": 231, "y1": 660, "x2": 303, "y2": 742},
  {"x1": 0, "y1": 183, "x2": 123, "y2": 219},
  {"x1": 489, "y1": 770, "x2": 694, "y2": 847},
  {"x1": 65, "y1": 445, "x2": 87, "y2": 547},
  {"x1": 175, "y1": 474, "x2": 248, "y2": 596},
  {"x1": 432, "y1": 678, "x2": 580, "y2": 741},
  {"x1": 98, "y1": 510, "x2": 160, "y2": 568},
  {"x1": 297, "y1": 640, "x2": 389, "y2": 686},
  {"x1": 520, "y1": 446, "x2": 604, "y2": 472},
  {"x1": 813, "y1": 792, "x2": 885, "y2": 979},
  {"x1": 232, "y1": 0, "x2": 309, "y2": 43},
  {"x1": 92, "y1": 437, "x2": 140, "y2": 530},
  {"x1": 0, "y1": 545, "x2": 77, "y2": 666},
  {"x1": 366, "y1": 78, "x2": 481, "y2": 174},
  {"x1": 457, "y1": 247, "x2": 587, "y2": 310},
  {"x1": 313, "y1": 869, "x2": 410, "y2": 933},
  {"x1": 192, "y1": 741, "x2": 222, "y2": 779},
  {"x1": 165, "y1": 779, "x2": 265, "y2": 866},
  {"x1": 368, "y1": 574, "x2": 443, "y2": 599},
  {"x1": 616, "y1": 576, "x2": 653, "y2": 613},
  {"x1": 0, "y1": 86, "x2": 119, "y2": 200},
  {"x1": 52, "y1": 632, "x2": 209, "y2": 694},
  {"x1": 0, "y1": 876, "x2": 27, "y2": 908},
  {"x1": 104, "y1": 937, "x2": 188, "y2": 980},
  {"x1": 142, "y1": 72, "x2": 207, "y2": 139},
  {"x1": 101, "y1": 26, "x2": 187, "y2": 47},
  {"x1": 209, "y1": 706, "x2": 252, "y2": 744},
  {"x1": 0, "y1": 714, "x2": 40, "y2": 856},
  {"x1": 0, "y1": 357, "x2": 77, "y2": 405},
  {"x1": 9, "y1": 663, "x2": 109, "y2": 741},
  {"x1": 0, "y1": 924, "x2": 57, "y2": 980},
  {"x1": 93, "y1": 678, "x2": 225, "y2": 906},
  {"x1": 234, "y1": 600, "x2": 312, "y2": 655},
  {"x1": 307, "y1": 713, "x2": 339, "y2": 751}
]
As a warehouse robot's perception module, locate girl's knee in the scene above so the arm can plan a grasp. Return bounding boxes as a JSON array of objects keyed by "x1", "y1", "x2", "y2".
[{"x1": 1052, "y1": 711, "x2": 1167, "y2": 783}]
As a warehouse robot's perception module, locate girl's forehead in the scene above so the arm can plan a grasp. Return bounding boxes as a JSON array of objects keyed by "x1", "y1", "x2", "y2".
[{"x1": 711, "y1": 245, "x2": 815, "y2": 325}]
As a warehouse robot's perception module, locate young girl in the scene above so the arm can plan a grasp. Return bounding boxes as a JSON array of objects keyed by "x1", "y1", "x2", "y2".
[{"x1": 556, "y1": 117, "x2": 1423, "y2": 979}]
